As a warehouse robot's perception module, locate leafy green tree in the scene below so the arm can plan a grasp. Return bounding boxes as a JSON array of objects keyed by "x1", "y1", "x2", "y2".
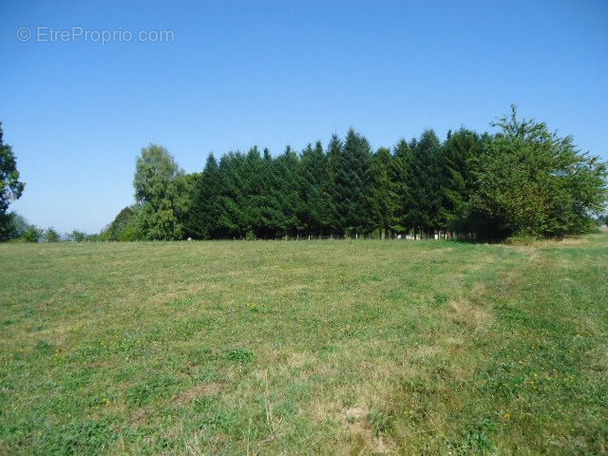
[
  {"x1": 473, "y1": 106, "x2": 608, "y2": 239},
  {"x1": 44, "y1": 227, "x2": 60, "y2": 242},
  {"x1": 101, "y1": 206, "x2": 142, "y2": 241},
  {"x1": 69, "y1": 230, "x2": 87, "y2": 242},
  {"x1": 133, "y1": 144, "x2": 187, "y2": 240},
  {"x1": 21, "y1": 225, "x2": 42, "y2": 243},
  {"x1": 1, "y1": 212, "x2": 29, "y2": 240},
  {"x1": 0, "y1": 123, "x2": 25, "y2": 241}
]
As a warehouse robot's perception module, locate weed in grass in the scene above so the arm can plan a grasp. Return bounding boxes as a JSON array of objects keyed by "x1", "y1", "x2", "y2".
[{"x1": 226, "y1": 348, "x2": 256, "y2": 364}]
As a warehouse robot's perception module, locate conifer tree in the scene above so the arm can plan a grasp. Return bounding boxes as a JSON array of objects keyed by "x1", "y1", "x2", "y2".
[
  {"x1": 407, "y1": 130, "x2": 442, "y2": 237},
  {"x1": 392, "y1": 139, "x2": 413, "y2": 234},
  {"x1": 368, "y1": 147, "x2": 397, "y2": 239},
  {"x1": 440, "y1": 129, "x2": 482, "y2": 236},
  {"x1": 299, "y1": 141, "x2": 329, "y2": 236},
  {"x1": 329, "y1": 129, "x2": 372, "y2": 237}
]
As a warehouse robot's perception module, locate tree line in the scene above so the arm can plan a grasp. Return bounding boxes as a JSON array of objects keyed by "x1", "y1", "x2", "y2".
[
  {"x1": 101, "y1": 107, "x2": 607, "y2": 242},
  {"x1": 1, "y1": 109, "x2": 606, "y2": 242}
]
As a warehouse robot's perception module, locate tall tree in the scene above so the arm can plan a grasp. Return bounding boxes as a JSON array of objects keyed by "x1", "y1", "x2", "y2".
[
  {"x1": 392, "y1": 139, "x2": 413, "y2": 234},
  {"x1": 328, "y1": 129, "x2": 373, "y2": 237},
  {"x1": 299, "y1": 141, "x2": 330, "y2": 236},
  {"x1": 0, "y1": 123, "x2": 25, "y2": 240},
  {"x1": 407, "y1": 130, "x2": 443, "y2": 237},
  {"x1": 368, "y1": 147, "x2": 397, "y2": 239},
  {"x1": 325, "y1": 134, "x2": 344, "y2": 235},
  {"x1": 473, "y1": 106, "x2": 608, "y2": 239},
  {"x1": 272, "y1": 146, "x2": 302, "y2": 238},
  {"x1": 187, "y1": 154, "x2": 220, "y2": 239},
  {"x1": 133, "y1": 144, "x2": 186, "y2": 240},
  {"x1": 242, "y1": 146, "x2": 277, "y2": 239},
  {"x1": 440, "y1": 128, "x2": 483, "y2": 236},
  {"x1": 215, "y1": 152, "x2": 248, "y2": 238}
]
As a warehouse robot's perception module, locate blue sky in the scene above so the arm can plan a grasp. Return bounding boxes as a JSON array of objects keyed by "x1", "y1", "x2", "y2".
[{"x1": 2, "y1": 0, "x2": 607, "y2": 233}]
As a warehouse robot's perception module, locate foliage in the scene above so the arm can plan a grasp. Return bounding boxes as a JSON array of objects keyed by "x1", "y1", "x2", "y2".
[
  {"x1": 133, "y1": 144, "x2": 189, "y2": 240},
  {"x1": 0, "y1": 123, "x2": 25, "y2": 241},
  {"x1": 44, "y1": 227, "x2": 61, "y2": 243},
  {"x1": 298, "y1": 142, "x2": 329, "y2": 236},
  {"x1": 473, "y1": 106, "x2": 607, "y2": 239},
  {"x1": 441, "y1": 129, "x2": 483, "y2": 235},
  {"x1": 186, "y1": 155, "x2": 219, "y2": 239},
  {"x1": 101, "y1": 206, "x2": 136, "y2": 241},
  {"x1": 368, "y1": 147, "x2": 398, "y2": 239},
  {"x1": 3, "y1": 213, "x2": 44, "y2": 243},
  {"x1": 391, "y1": 139, "x2": 413, "y2": 233},
  {"x1": 21, "y1": 225, "x2": 43, "y2": 242},
  {"x1": 0, "y1": 212, "x2": 29, "y2": 240},
  {"x1": 69, "y1": 230, "x2": 87, "y2": 242},
  {"x1": 406, "y1": 130, "x2": 443, "y2": 237},
  {"x1": 330, "y1": 129, "x2": 373, "y2": 236},
  {"x1": 105, "y1": 109, "x2": 606, "y2": 241}
]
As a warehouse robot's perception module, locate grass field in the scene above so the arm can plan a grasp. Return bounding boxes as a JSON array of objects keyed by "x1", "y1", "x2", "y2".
[{"x1": 1, "y1": 235, "x2": 607, "y2": 455}]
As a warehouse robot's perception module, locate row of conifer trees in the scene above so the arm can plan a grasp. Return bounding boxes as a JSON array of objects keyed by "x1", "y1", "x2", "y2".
[{"x1": 102, "y1": 107, "x2": 607, "y2": 241}]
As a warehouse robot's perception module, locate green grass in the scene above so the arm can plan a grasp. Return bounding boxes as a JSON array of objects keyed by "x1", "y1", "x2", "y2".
[{"x1": 1, "y1": 235, "x2": 606, "y2": 455}]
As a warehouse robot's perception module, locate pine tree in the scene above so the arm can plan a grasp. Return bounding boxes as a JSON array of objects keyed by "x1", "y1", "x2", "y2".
[
  {"x1": 300, "y1": 141, "x2": 330, "y2": 236},
  {"x1": 440, "y1": 129, "x2": 482, "y2": 236},
  {"x1": 325, "y1": 134, "x2": 344, "y2": 235},
  {"x1": 407, "y1": 130, "x2": 443, "y2": 237},
  {"x1": 368, "y1": 147, "x2": 397, "y2": 239},
  {"x1": 216, "y1": 152, "x2": 247, "y2": 238},
  {"x1": 273, "y1": 146, "x2": 302, "y2": 238},
  {"x1": 187, "y1": 154, "x2": 220, "y2": 239},
  {"x1": 328, "y1": 129, "x2": 373, "y2": 237},
  {"x1": 392, "y1": 139, "x2": 413, "y2": 234}
]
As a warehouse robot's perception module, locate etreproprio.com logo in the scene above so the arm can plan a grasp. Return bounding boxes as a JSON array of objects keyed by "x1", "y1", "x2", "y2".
[{"x1": 17, "y1": 26, "x2": 174, "y2": 45}]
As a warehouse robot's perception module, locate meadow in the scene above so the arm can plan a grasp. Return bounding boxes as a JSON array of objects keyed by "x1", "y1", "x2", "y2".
[{"x1": 1, "y1": 235, "x2": 606, "y2": 455}]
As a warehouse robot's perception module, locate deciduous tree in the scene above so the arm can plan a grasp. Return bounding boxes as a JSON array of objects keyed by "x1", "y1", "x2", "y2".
[
  {"x1": 0, "y1": 123, "x2": 25, "y2": 240},
  {"x1": 473, "y1": 106, "x2": 607, "y2": 239},
  {"x1": 133, "y1": 144, "x2": 187, "y2": 240}
]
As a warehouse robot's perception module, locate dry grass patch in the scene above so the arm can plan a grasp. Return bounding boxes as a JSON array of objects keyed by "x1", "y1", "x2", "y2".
[
  {"x1": 175, "y1": 382, "x2": 226, "y2": 405},
  {"x1": 448, "y1": 296, "x2": 493, "y2": 333}
]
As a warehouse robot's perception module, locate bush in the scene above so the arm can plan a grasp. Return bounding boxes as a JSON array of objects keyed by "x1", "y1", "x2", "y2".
[
  {"x1": 44, "y1": 228, "x2": 60, "y2": 243},
  {"x1": 70, "y1": 230, "x2": 87, "y2": 242},
  {"x1": 21, "y1": 226, "x2": 43, "y2": 243}
]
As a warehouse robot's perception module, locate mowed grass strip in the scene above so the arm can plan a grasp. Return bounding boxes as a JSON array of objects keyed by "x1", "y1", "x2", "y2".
[{"x1": 0, "y1": 236, "x2": 606, "y2": 455}]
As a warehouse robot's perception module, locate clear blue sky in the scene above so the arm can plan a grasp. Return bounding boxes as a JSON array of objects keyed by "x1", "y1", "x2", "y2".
[{"x1": 2, "y1": 0, "x2": 607, "y2": 233}]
